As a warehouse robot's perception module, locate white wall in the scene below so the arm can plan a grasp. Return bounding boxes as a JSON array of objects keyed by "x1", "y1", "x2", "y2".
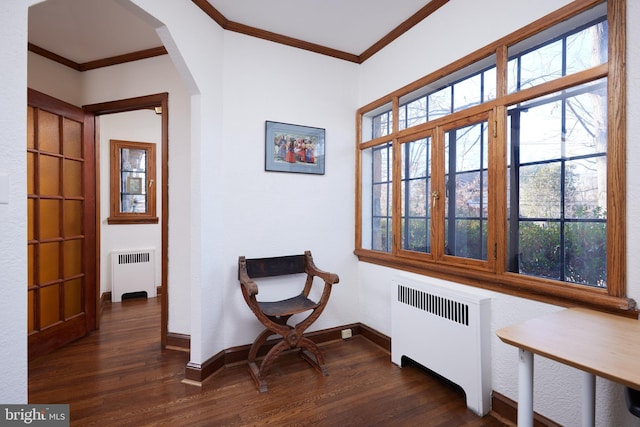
[
  {"x1": 357, "y1": 0, "x2": 640, "y2": 426},
  {"x1": 126, "y1": 0, "x2": 226, "y2": 364},
  {"x1": 0, "y1": 0, "x2": 31, "y2": 404},
  {"x1": 219, "y1": 31, "x2": 360, "y2": 348},
  {"x1": 128, "y1": 0, "x2": 361, "y2": 363},
  {"x1": 28, "y1": 52, "x2": 83, "y2": 106},
  {"x1": 98, "y1": 110, "x2": 162, "y2": 297}
]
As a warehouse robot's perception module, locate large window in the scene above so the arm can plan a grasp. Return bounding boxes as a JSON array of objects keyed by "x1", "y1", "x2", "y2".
[
  {"x1": 507, "y1": 80, "x2": 607, "y2": 287},
  {"x1": 356, "y1": 0, "x2": 629, "y2": 311}
]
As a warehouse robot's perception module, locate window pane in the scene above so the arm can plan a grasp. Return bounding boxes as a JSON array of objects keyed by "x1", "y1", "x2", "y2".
[
  {"x1": 519, "y1": 221, "x2": 561, "y2": 280},
  {"x1": 373, "y1": 183, "x2": 390, "y2": 217},
  {"x1": 456, "y1": 123, "x2": 488, "y2": 170},
  {"x1": 519, "y1": 163, "x2": 562, "y2": 219},
  {"x1": 483, "y1": 67, "x2": 497, "y2": 102},
  {"x1": 372, "y1": 218, "x2": 392, "y2": 252},
  {"x1": 373, "y1": 112, "x2": 392, "y2": 138},
  {"x1": 519, "y1": 40, "x2": 563, "y2": 90},
  {"x1": 444, "y1": 121, "x2": 488, "y2": 261},
  {"x1": 565, "y1": 158, "x2": 606, "y2": 219},
  {"x1": 565, "y1": 85, "x2": 607, "y2": 158},
  {"x1": 519, "y1": 100, "x2": 562, "y2": 163},
  {"x1": 428, "y1": 87, "x2": 451, "y2": 121},
  {"x1": 363, "y1": 143, "x2": 393, "y2": 252},
  {"x1": 403, "y1": 138, "x2": 431, "y2": 179},
  {"x1": 405, "y1": 180, "x2": 428, "y2": 216},
  {"x1": 401, "y1": 138, "x2": 431, "y2": 253},
  {"x1": 566, "y1": 21, "x2": 608, "y2": 75},
  {"x1": 454, "y1": 171, "x2": 487, "y2": 217},
  {"x1": 403, "y1": 218, "x2": 430, "y2": 252},
  {"x1": 453, "y1": 73, "x2": 482, "y2": 112},
  {"x1": 452, "y1": 219, "x2": 487, "y2": 260},
  {"x1": 373, "y1": 144, "x2": 392, "y2": 183},
  {"x1": 403, "y1": 97, "x2": 427, "y2": 129},
  {"x1": 565, "y1": 222, "x2": 606, "y2": 287},
  {"x1": 507, "y1": 58, "x2": 519, "y2": 94}
]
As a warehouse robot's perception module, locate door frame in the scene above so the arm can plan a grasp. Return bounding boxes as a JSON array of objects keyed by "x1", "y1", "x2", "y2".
[{"x1": 84, "y1": 93, "x2": 170, "y2": 348}]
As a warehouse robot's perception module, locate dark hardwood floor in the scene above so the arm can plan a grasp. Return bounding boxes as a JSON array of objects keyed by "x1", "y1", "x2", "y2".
[{"x1": 29, "y1": 298, "x2": 507, "y2": 426}]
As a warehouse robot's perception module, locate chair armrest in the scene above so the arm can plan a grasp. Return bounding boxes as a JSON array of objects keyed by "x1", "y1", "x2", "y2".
[
  {"x1": 238, "y1": 257, "x2": 259, "y2": 296},
  {"x1": 305, "y1": 251, "x2": 340, "y2": 285},
  {"x1": 311, "y1": 269, "x2": 339, "y2": 285},
  {"x1": 240, "y1": 276, "x2": 259, "y2": 296}
]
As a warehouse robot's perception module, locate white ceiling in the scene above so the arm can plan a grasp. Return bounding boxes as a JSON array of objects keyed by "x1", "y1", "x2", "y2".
[{"x1": 28, "y1": 0, "x2": 432, "y2": 64}]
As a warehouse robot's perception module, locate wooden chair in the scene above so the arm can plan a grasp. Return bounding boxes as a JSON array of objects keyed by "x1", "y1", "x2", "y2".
[{"x1": 238, "y1": 250, "x2": 339, "y2": 392}]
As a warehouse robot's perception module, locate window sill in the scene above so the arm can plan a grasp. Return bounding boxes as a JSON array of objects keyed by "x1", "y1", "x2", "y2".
[
  {"x1": 107, "y1": 216, "x2": 159, "y2": 225},
  {"x1": 354, "y1": 249, "x2": 638, "y2": 318}
]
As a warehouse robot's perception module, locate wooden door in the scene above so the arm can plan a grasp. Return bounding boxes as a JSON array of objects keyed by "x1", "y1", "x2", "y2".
[{"x1": 27, "y1": 89, "x2": 97, "y2": 359}]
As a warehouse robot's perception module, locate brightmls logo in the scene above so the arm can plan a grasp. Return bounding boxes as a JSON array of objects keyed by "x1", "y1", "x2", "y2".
[{"x1": 0, "y1": 405, "x2": 69, "y2": 426}]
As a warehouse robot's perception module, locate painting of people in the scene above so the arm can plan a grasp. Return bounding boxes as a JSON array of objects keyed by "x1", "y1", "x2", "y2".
[{"x1": 265, "y1": 121, "x2": 325, "y2": 174}]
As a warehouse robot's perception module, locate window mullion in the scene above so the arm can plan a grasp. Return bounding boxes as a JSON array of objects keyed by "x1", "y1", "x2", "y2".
[
  {"x1": 446, "y1": 129, "x2": 457, "y2": 256},
  {"x1": 491, "y1": 106, "x2": 507, "y2": 273},
  {"x1": 430, "y1": 128, "x2": 445, "y2": 260},
  {"x1": 508, "y1": 109, "x2": 521, "y2": 273}
]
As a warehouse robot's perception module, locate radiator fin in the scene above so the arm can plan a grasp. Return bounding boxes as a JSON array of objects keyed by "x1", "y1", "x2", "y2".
[
  {"x1": 111, "y1": 249, "x2": 156, "y2": 302},
  {"x1": 118, "y1": 252, "x2": 150, "y2": 265},
  {"x1": 397, "y1": 284, "x2": 469, "y2": 326}
]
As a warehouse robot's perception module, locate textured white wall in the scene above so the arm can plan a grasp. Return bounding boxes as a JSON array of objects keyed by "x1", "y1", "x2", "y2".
[
  {"x1": 28, "y1": 52, "x2": 83, "y2": 106},
  {"x1": 0, "y1": 0, "x2": 30, "y2": 404},
  {"x1": 127, "y1": 0, "x2": 361, "y2": 362},
  {"x1": 219, "y1": 31, "x2": 360, "y2": 348},
  {"x1": 127, "y1": 0, "x2": 226, "y2": 364}
]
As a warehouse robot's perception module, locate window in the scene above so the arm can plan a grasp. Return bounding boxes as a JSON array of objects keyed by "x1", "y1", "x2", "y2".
[
  {"x1": 363, "y1": 141, "x2": 393, "y2": 252},
  {"x1": 401, "y1": 136, "x2": 432, "y2": 253},
  {"x1": 507, "y1": 80, "x2": 607, "y2": 286},
  {"x1": 444, "y1": 119, "x2": 490, "y2": 262},
  {"x1": 108, "y1": 139, "x2": 158, "y2": 224},
  {"x1": 356, "y1": 0, "x2": 629, "y2": 311}
]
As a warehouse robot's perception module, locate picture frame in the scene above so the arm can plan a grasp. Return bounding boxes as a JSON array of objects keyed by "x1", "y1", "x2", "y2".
[
  {"x1": 127, "y1": 176, "x2": 143, "y2": 194},
  {"x1": 265, "y1": 121, "x2": 325, "y2": 175}
]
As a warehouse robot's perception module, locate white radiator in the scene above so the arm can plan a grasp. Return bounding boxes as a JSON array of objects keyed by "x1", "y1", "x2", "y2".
[
  {"x1": 391, "y1": 275, "x2": 492, "y2": 416},
  {"x1": 111, "y1": 249, "x2": 156, "y2": 302}
]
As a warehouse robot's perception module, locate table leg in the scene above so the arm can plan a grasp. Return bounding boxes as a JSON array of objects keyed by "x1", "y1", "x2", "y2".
[
  {"x1": 582, "y1": 371, "x2": 595, "y2": 427},
  {"x1": 518, "y1": 348, "x2": 534, "y2": 427}
]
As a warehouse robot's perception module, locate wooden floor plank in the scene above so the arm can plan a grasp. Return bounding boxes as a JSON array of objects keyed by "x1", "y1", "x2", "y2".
[{"x1": 29, "y1": 298, "x2": 507, "y2": 426}]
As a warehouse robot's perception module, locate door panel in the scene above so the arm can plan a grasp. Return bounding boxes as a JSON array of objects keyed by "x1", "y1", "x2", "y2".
[{"x1": 27, "y1": 89, "x2": 97, "y2": 359}]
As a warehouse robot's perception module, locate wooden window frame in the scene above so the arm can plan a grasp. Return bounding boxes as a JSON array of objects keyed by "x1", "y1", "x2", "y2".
[
  {"x1": 355, "y1": 0, "x2": 633, "y2": 315},
  {"x1": 108, "y1": 139, "x2": 158, "y2": 224}
]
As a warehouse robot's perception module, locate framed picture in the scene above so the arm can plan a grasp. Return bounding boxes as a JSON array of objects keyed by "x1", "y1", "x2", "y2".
[
  {"x1": 265, "y1": 121, "x2": 325, "y2": 175},
  {"x1": 127, "y1": 176, "x2": 143, "y2": 194}
]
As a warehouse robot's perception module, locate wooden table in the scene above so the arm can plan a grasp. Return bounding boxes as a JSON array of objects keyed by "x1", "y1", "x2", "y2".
[{"x1": 496, "y1": 307, "x2": 640, "y2": 427}]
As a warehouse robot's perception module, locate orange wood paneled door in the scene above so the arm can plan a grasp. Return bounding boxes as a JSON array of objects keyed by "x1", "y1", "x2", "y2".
[{"x1": 27, "y1": 89, "x2": 97, "y2": 359}]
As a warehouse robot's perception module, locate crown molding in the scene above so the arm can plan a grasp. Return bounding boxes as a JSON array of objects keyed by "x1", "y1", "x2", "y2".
[
  {"x1": 192, "y1": 0, "x2": 449, "y2": 64},
  {"x1": 28, "y1": 42, "x2": 167, "y2": 72},
  {"x1": 29, "y1": 0, "x2": 448, "y2": 70}
]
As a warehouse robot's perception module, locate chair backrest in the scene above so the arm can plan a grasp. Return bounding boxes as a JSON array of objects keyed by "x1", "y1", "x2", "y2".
[{"x1": 244, "y1": 254, "x2": 306, "y2": 278}]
